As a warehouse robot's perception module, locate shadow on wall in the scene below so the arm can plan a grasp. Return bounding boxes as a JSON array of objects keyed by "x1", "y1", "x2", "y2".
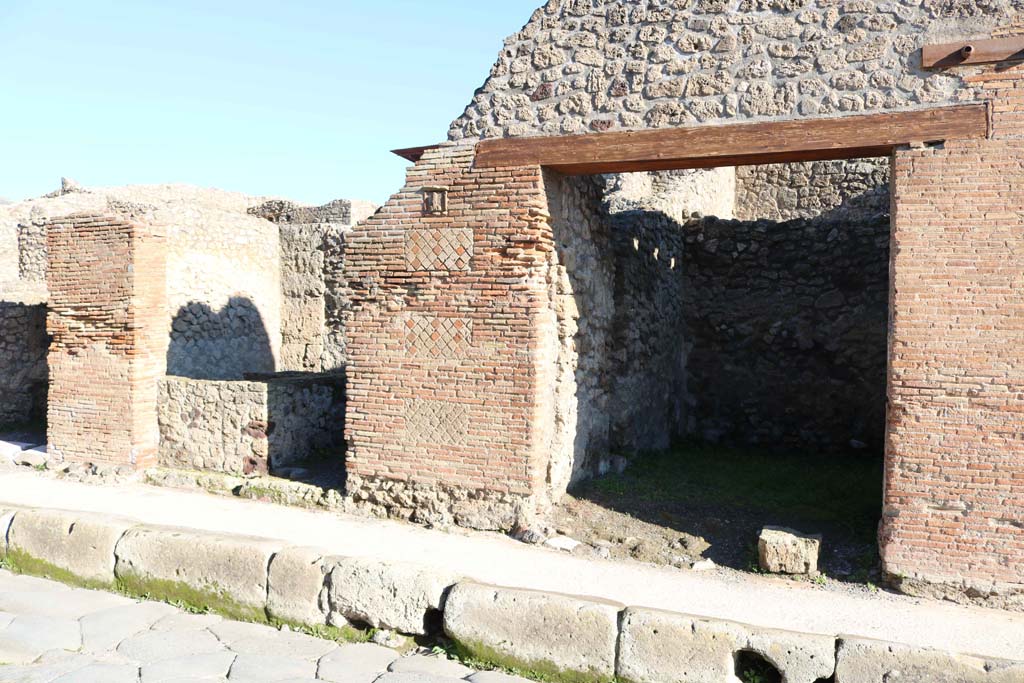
[
  {"x1": 167, "y1": 297, "x2": 274, "y2": 380},
  {"x1": 548, "y1": 173, "x2": 891, "y2": 485}
]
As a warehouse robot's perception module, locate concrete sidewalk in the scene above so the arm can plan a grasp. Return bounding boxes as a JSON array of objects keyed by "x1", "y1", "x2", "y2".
[{"x1": 1, "y1": 471, "x2": 1021, "y2": 660}]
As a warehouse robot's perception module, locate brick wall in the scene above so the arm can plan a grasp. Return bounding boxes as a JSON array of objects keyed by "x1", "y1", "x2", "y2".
[
  {"x1": 343, "y1": 145, "x2": 552, "y2": 529},
  {"x1": 46, "y1": 213, "x2": 167, "y2": 468},
  {"x1": 882, "y1": 64, "x2": 1024, "y2": 606}
]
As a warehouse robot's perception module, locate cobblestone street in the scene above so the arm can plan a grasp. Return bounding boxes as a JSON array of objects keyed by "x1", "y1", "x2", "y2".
[{"x1": 0, "y1": 570, "x2": 519, "y2": 683}]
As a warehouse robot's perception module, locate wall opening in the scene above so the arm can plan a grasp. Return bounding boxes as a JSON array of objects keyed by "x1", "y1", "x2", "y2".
[{"x1": 543, "y1": 158, "x2": 889, "y2": 581}]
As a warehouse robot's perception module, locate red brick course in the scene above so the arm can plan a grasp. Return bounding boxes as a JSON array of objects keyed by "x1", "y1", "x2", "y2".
[
  {"x1": 883, "y1": 66, "x2": 1024, "y2": 596},
  {"x1": 46, "y1": 213, "x2": 167, "y2": 468},
  {"x1": 343, "y1": 145, "x2": 554, "y2": 522}
]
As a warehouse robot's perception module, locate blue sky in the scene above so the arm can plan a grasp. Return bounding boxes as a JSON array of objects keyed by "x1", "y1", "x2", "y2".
[{"x1": 0, "y1": 1, "x2": 539, "y2": 205}]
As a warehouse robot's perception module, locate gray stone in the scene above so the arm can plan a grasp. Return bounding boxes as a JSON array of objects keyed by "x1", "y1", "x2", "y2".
[
  {"x1": 617, "y1": 607, "x2": 836, "y2": 683},
  {"x1": 323, "y1": 557, "x2": 458, "y2": 635},
  {"x1": 758, "y1": 526, "x2": 821, "y2": 575},
  {"x1": 835, "y1": 636, "x2": 1024, "y2": 683},
  {"x1": 0, "y1": 509, "x2": 18, "y2": 558},
  {"x1": 12, "y1": 448, "x2": 45, "y2": 468},
  {"x1": 208, "y1": 620, "x2": 336, "y2": 660},
  {"x1": 117, "y1": 628, "x2": 227, "y2": 663},
  {"x1": 267, "y1": 546, "x2": 329, "y2": 627},
  {"x1": 466, "y1": 672, "x2": 533, "y2": 683},
  {"x1": 7, "y1": 508, "x2": 137, "y2": 585},
  {"x1": 0, "y1": 615, "x2": 82, "y2": 664},
  {"x1": 389, "y1": 654, "x2": 474, "y2": 678},
  {"x1": 316, "y1": 643, "x2": 401, "y2": 683},
  {"x1": 140, "y1": 651, "x2": 237, "y2": 682},
  {"x1": 80, "y1": 601, "x2": 179, "y2": 652},
  {"x1": 150, "y1": 611, "x2": 224, "y2": 631},
  {"x1": 373, "y1": 674, "x2": 468, "y2": 683},
  {"x1": 227, "y1": 653, "x2": 317, "y2": 681},
  {"x1": 114, "y1": 525, "x2": 281, "y2": 618},
  {"x1": 0, "y1": 653, "x2": 99, "y2": 683},
  {"x1": 443, "y1": 583, "x2": 620, "y2": 681},
  {"x1": 52, "y1": 663, "x2": 140, "y2": 683},
  {"x1": 0, "y1": 585, "x2": 132, "y2": 619}
]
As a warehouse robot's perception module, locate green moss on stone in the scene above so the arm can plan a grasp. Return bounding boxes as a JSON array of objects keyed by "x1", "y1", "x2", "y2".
[
  {"x1": 268, "y1": 616, "x2": 378, "y2": 644},
  {"x1": 450, "y1": 638, "x2": 616, "y2": 683},
  {"x1": 115, "y1": 571, "x2": 268, "y2": 624},
  {"x1": 5, "y1": 548, "x2": 114, "y2": 591}
]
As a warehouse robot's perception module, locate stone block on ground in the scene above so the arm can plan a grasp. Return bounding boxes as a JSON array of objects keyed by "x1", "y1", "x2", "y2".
[
  {"x1": 6, "y1": 508, "x2": 136, "y2": 587},
  {"x1": 443, "y1": 582, "x2": 620, "y2": 682},
  {"x1": 0, "y1": 441, "x2": 34, "y2": 461},
  {"x1": 617, "y1": 607, "x2": 835, "y2": 683},
  {"x1": 80, "y1": 601, "x2": 179, "y2": 652},
  {"x1": 835, "y1": 636, "x2": 1024, "y2": 683},
  {"x1": 758, "y1": 526, "x2": 821, "y2": 575},
  {"x1": 266, "y1": 546, "x2": 330, "y2": 627},
  {"x1": 323, "y1": 557, "x2": 458, "y2": 635},
  {"x1": 114, "y1": 525, "x2": 282, "y2": 622}
]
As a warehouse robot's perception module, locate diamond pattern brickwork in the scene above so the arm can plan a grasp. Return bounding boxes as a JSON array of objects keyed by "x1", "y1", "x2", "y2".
[
  {"x1": 404, "y1": 398, "x2": 470, "y2": 447},
  {"x1": 403, "y1": 314, "x2": 472, "y2": 359},
  {"x1": 404, "y1": 228, "x2": 473, "y2": 271}
]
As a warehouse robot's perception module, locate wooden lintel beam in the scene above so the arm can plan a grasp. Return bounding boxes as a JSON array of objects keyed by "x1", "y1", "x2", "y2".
[
  {"x1": 474, "y1": 105, "x2": 989, "y2": 175},
  {"x1": 392, "y1": 145, "x2": 439, "y2": 163},
  {"x1": 923, "y1": 37, "x2": 1024, "y2": 69}
]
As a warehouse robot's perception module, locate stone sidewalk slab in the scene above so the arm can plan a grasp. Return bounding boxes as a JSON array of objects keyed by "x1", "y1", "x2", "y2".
[{"x1": 1, "y1": 472, "x2": 1023, "y2": 660}]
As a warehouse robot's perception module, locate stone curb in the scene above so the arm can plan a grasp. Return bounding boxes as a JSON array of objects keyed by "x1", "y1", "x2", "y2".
[
  {"x1": 443, "y1": 582, "x2": 622, "y2": 683},
  {"x1": 2, "y1": 504, "x2": 1023, "y2": 683}
]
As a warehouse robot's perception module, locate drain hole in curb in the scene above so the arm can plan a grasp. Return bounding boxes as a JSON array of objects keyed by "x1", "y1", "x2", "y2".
[{"x1": 735, "y1": 650, "x2": 782, "y2": 683}]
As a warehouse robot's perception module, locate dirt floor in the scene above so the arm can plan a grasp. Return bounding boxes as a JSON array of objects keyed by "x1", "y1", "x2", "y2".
[{"x1": 549, "y1": 445, "x2": 885, "y2": 595}]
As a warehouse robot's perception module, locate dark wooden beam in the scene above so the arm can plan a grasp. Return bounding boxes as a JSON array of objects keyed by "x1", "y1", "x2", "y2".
[
  {"x1": 474, "y1": 105, "x2": 989, "y2": 175},
  {"x1": 392, "y1": 145, "x2": 439, "y2": 163},
  {"x1": 923, "y1": 37, "x2": 1024, "y2": 69}
]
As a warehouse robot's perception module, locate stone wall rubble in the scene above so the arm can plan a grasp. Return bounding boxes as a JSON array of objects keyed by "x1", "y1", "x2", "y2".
[
  {"x1": 158, "y1": 374, "x2": 345, "y2": 477},
  {"x1": 0, "y1": 299, "x2": 48, "y2": 427},
  {"x1": 449, "y1": 1, "x2": 1019, "y2": 141}
]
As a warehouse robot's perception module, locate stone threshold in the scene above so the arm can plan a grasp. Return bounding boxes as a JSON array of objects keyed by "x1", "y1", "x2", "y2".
[{"x1": 1, "y1": 501, "x2": 1023, "y2": 683}]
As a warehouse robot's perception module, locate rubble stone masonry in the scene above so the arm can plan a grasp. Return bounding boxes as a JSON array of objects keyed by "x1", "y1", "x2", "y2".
[{"x1": 46, "y1": 214, "x2": 167, "y2": 467}]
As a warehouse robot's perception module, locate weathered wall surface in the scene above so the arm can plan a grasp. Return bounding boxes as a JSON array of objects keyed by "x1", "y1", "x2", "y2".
[
  {"x1": 0, "y1": 219, "x2": 18, "y2": 287},
  {"x1": 735, "y1": 158, "x2": 890, "y2": 222},
  {"x1": 251, "y1": 200, "x2": 367, "y2": 373},
  {"x1": 343, "y1": 145, "x2": 550, "y2": 530},
  {"x1": 158, "y1": 374, "x2": 345, "y2": 476},
  {"x1": 678, "y1": 212, "x2": 890, "y2": 453},
  {"x1": 449, "y1": 0, "x2": 1020, "y2": 141},
  {"x1": 0, "y1": 185, "x2": 285, "y2": 381},
  {"x1": 881, "y1": 63, "x2": 1024, "y2": 607},
  {"x1": 46, "y1": 213, "x2": 167, "y2": 467},
  {"x1": 0, "y1": 300, "x2": 48, "y2": 427}
]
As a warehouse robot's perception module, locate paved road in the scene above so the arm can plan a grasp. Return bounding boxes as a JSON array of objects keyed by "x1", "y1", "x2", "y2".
[{"x1": 0, "y1": 570, "x2": 522, "y2": 683}]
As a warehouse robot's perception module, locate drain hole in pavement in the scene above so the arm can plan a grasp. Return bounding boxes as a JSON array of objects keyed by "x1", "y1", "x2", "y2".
[{"x1": 735, "y1": 650, "x2": 782, "y2": 683}]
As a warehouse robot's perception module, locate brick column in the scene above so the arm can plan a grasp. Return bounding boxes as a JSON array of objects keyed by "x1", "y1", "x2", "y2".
[
  {"x1": 47, "y1": 213, "x2": 167, "y2": 468},
  {"x1": 882, "y1": 67, "x2": 1024, "y2": 601}
]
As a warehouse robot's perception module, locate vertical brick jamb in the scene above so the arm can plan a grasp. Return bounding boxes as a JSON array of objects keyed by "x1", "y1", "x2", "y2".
[
  {"x1": 882, "y1": 47, "x2": 1024, "y2": 602},
  {"x1": 47, "y1": 213, "x2": 167, "y2": 468},
  {"x1": 343, "y1": 144, "x2": 553, "y2": 529}
]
